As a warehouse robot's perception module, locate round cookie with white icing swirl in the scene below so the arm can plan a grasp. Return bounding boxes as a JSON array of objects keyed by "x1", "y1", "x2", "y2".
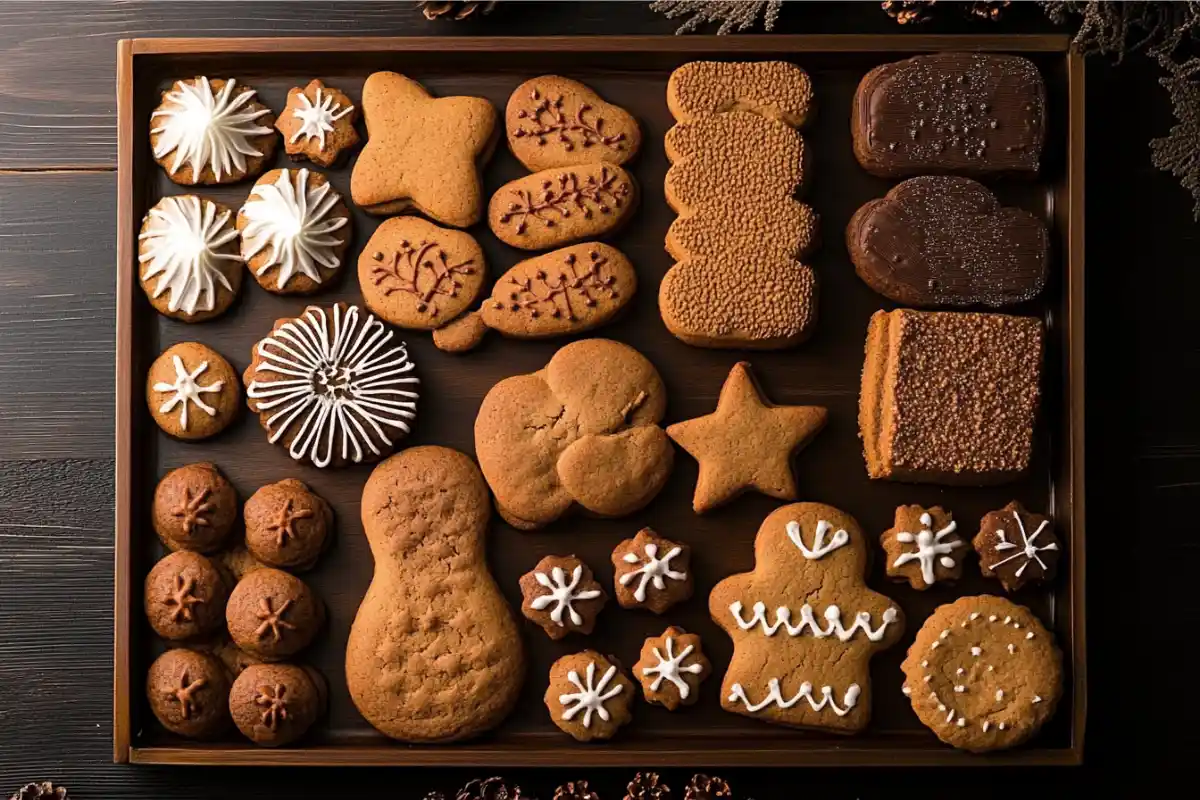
[
  {"x1": 237, "y1": 168, "x2": 352, "y2": 295},
  {"x1": 150, "y1": 76, "x2": 276, "y2": 185},
  {"x1": 243, "y1": 303, "x2": 419, "y2": 469}
]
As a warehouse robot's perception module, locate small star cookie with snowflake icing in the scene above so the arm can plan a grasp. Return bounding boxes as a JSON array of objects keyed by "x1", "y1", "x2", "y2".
[
  {"x1": 146, "y1": 342, "x2": 240, "y2": 440},
  {"x1": 611, "y1": 528, "x2": 693, "y2": 614},
  {"x1": 276, "y1": 79, "x2": 360, "y2": 167},
  {"x1": 519, "y1": 555, "x2": 607, "y2": 640},
  {"x1": 973, "y1": 501, "x2": 1060, "y2": 592},
  {"x1": 882, "y1": 505, "x2": 965, "y2": 590},
  {"x1": 545, "y1": 650, "x2": 634, "y2": 741},
  {"x1": 634, "y1": 626, "x2": 711, "y2": 710}
]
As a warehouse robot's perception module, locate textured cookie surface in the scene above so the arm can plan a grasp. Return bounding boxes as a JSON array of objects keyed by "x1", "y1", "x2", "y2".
[
  {"x1": 847, "y1": 176, "x2": 1048, "y2": 307},
  {"x1": 243, "y1": 479, "x2": 333, "y2": 571},
  {"x1": 226, "y1": 568, "x2": 324, "y2": 661},
  {"x1": 146, "y1": 648, "x2": 231, "y2": 739},
  {"x1": 229, "y1": 663, "x2": 326, "y2": 747},
  {"x1": 488, "y1": 163, "x2": 637, "y2": 250},
  {"x1": 611, "y1": 528, "x2": 692, "y2": 614},
  {"x1": 346, "y1": 446, "x2": 524, "y2": 742},
  {"x1": 276, "y1": 79, "x2": 360, "y2": 167},
  {"x1": 667, "y1": 61, "x2": 815, "y2": 127},
  {"x1": 144, "y1": 550, "x2": 229, "y2": 641},
  {"x1": 507, "y1": 76, "x2": 640, "y2": 170},
  {"x1": 152, "y1": 462, "x2": 238, "y2": 553},
  {"x1": 147, "y1": 341, "x2": 240, "y2": 440},
  {"x1": 974, "y1": 501, "x2": 1061, "y2": 593},
  {"x1": 852, "y1": 53, "x2": 1046, "y2": 177},
  {"x1": 711, "y1": 503, "x2": 904, "y2": 733},
  {"x1": 881, "y1": 504, "x2": 965, "y2": 590},
  {"x1": 634, "y1": 626, "x2": 710, "y2": 710},
  {"x1": 860, "y1": 309, "x2": 1043, "y2": 484},
  {"x1": 544, "y1": 651, "x2": 634, "y2": 742},
  {"x1": 901, "y1": 595, "x2": 1062, "y2": 752}
]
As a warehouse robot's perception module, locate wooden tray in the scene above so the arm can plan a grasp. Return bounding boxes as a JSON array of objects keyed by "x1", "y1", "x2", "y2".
[{"x1": 115, "y1": 35, "x2": 1085, "y2": 767}]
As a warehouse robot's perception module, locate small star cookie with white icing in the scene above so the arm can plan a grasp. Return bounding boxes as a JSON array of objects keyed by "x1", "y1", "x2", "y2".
[
  {"x1": 276, "y1": 79, "x2": 360, "y2": 167},
  {"x1": 974, "y1": 501, "x2": 1060, "y2": 593},
  {"x1": 611, "y1": 528, "x2": 693, "y2": 614},
  {"x1": 882, "y1": 505, "x2": 965, "y2": 590},
  {"x1": 146, "y1": 342, "x2": 240, "y2": 440},
  {"x1": 545, "y1": 651, "x2": 634, "y2": 742},
  {"x1": 237, "y1": 168, "x2": 352, "y2": 295},
  {"x1": 634, "y1": 626, "x2": 711, "y2": 710},
  {"x1": 519, "y1": 555, "x2": 607, "y2": 640},
  {"x1": 150, "y1": 76, "x2": 276, "y2": 185}
]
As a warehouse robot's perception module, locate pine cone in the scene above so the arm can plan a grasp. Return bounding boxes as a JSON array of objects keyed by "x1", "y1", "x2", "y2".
[
  {"x1": 9, "y1": 784, "x2": 68, "y2": 800},
  {"x1": 881, "y1": 1, "x2": 938, "y2": 25},
  {"x1": 684, "y1": 775, "x2": 730, "y2": 800},
  {"x1": 457, "y1": 777, "x2": 532, "y2": 800},
  {"x1": 555, "y1": 781, "x2": 600, "y2": 800},
  {"x1": 425, "y1": 794, "x2": 448, "y2": 800},
  {"x1": 418, "y1": 1, "x2": 497, "y2": 20},
  {"x1": 964, "y1": 1, "x2": 1009, "y2": 21},
  {"x1": 625, "y1": 773, "x2": 670, "y2": 800}
]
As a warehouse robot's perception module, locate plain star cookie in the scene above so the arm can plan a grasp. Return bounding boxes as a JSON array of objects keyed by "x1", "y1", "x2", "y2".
[
  {"x1": 901, "y1": 595, "x2": 1062, "y2": 752},
  {"x1": 634, "y1": 626, "x2": 711, "y2": 710},
  {"x1": 276, "y1": 79, "x2": 360, "y2": 167},
  {"x1": 350, "y1": 71, "x2": 497, "y2": 225},
  {"x1": 667, "y1": 362, "x2": 827, "y2": 513},
  {"x1": 519, "y1": 555, "x2": 607, "y2": 640},
  {"x1": 611, "y1": 528, "x2": 692, "y2": 614},
  {"x1": 711, "y1": 503, "x2": 904, "y2": 733},
  {"x1": 881, "y1": 505, "x2": 965, "y2": 590},
  {"x1": 973, "y1": 501, "x2": 1060, "y2": 592},
  {"x1": 545, "y1": 651, "x2": 634, "y2": 742},
  {"x1": 146, "y1": 342, "x2": 240, "y2": 440}
]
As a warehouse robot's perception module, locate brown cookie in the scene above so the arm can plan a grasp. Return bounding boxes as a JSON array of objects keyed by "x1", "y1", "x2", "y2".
[
  {"x1": 229, "y1": 663, "x2": 327, "y2": 747},
  {"x1": 276, "y1": 79, "x2": 360, "y2": 167},
  {"x1": 901, "y1": 596, "x2": 1062, "y2": 752},
  {"x1": 432, "y1": 310, "x2": 487, "y2": 353},
  {"x1": 634, "y1": 626, "x2": 711, "y2": 710},
  {"x1": 507, "y1": 76, "x2": 640, "y2": 171},
  {"x1": 350, "y1": 71, "x2": 497, "y2": 225},
  {"x1": 151, "y1": 77, "x2": 276, "y2": 185},
  {"x1": 882, "y1": 505, "x2": 965, "y2": 590},
  {"x1": 860, "y1": 309, "x2": 1043, "y2": 484},
  {"x1": 146, "y1": 648, "x2": 231, "y2": 739},
  {"x1": 152, "y1": 462, "x2": 238, "y2": 553},
  {"x1": 144, "y1": 551, "x2": 229, "y2": 641},
  {"x1": 519, "y1": 555, "x2": 607, "y2": 639},
  {"x1": 611, "y1": 529, "x2": 692, "y2": 614},
  {"x1": 346, "y1": 446, "x2": 525, "y2": 742},
  {"x1": 489, "y1": 163, "x2": 637, "y2": 250},
  {"x1": 667, "y1": 61, "x2": 815, "y2": 128},
  {"x1": 244, "y1": 303, "x2": 419, "y2": 468},
  {"x1": 226, "y1": 568, "x2": 324, "y2": 661},
  {"x1": 667, "y1": 362, "x2": 827, "y2": 513},
  {"x1": 243, "y1": 479, "x2": 333, "y2": 572},
  {"x1": 474, "y1": 338, "x2": 673, "y2": 529},
  {"x1": 147, "y1": 342, "x2": 240, "y2": 440},
  {"x1": 847, "y1": 176, "x2": 1049, "y2": 307},
  {"x1": 974, "y1": 501, "x2": 1060, "y2": 592},
  {"x1": 544, "y1": 651, "x2": 634, "y2": 742},
  {"x1": 852, "y1": 53, "x2": 1046, "y2": 178},
  {"x1": 237, "y1": 168, "x2": 352, "y2": 295},
  {"x1": 358, "y1": 216, "x2": 487, "y2": 330},
  {"x1": 711, "y1": 504, "x2": 904, "y2": 733},
  {"x1": 138, "y1": 195, "x2": 243, "y2": 322}
]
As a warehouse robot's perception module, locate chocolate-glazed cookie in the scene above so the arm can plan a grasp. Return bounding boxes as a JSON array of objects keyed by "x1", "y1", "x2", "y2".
[
  {"x1": 974, "y1": 501, "x2": 1060, "y2": 592},
  {"x1": 152, "y1": 462, "x2": 238, "y2": 553},
  {"x1": 144, "y1": 551, "x2": 230, "y2": 641},
  {"x1": 146, "y1": 648, "x2": 231, "y2": 739}
]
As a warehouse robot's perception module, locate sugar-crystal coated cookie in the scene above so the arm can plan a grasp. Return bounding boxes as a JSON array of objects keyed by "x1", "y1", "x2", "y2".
[
  {"x1": 667, "y1": 60, "x2": 815, "y2": 127},
  {"x1": 545, "y1": 651, "x2": 634, "y2": 742}
]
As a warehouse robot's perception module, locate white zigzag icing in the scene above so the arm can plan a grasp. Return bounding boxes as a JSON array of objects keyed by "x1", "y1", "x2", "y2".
[
  {"x1": 729, "y1": 601, "x2": 898, "y2": 642},
  {"x1": 728, "y1": 679, "x2": 860, "y2": 716}
]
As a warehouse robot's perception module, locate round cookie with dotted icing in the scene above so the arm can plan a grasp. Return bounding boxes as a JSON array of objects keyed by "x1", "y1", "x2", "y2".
[
  {"x1": 276, "y1": 79, "x2": 360, "y2": 167},
  {"x1": 611, "y1": 528, "x2": 692, "y2": 614},
  {"x1": 881, "y1": 504, "x2": 965, "y2": 590},
  {"x1": 147, "y1": 342, "x2": 240, "y2": 440},
  {"x1": 901, "y1": 595, "x2": 1062, "y2": 752},
  {"x1": 519, "y1": 555, "x2": 608, "y2": 640},
  {"x1": 545, "y1": 651, "x2": 634, "y2": 742}
]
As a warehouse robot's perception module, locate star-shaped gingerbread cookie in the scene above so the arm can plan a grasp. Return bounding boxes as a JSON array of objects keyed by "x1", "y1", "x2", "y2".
[
  {"x1": 667, "y1": 362, "x2": 827, "y2": 513},
  {"x1": 350, "y1": 72, "x2": 497, "y2": 227}
]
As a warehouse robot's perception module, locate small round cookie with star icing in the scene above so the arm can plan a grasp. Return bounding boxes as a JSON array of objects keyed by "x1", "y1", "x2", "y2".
[
  {"x1": 139, "y1": 195, "x2": 243, "y2": 322},
  {"x1": 226, "y1": 568, "x2": 324, "y2": 662},
  {"x1": 243, "y1": 479, "x2": 333, "y2": 572},
  {"x1": 152, "y1": 462, "x2": 238, "y2": 553},
  {"x1": 633, "y1": 626, "x2": 710, "y2": 710},
  {"x1": 901, "y1": 595, "x2": 1062, "y2": 752},
  {"x1": 147, "y1": 342, "x2": 240, "y2": 440},
  {"x1": 973, "y1": 501, "x2": 1061, "y2": 593},
  {"x1": 611, "y1": 528, "x2": 693, "y2": 614},
  {"x1": 545, "y1": 651, "x2": 634, "y2": 742},
  {"x1": 151, "y1": 76, "x2": 276, "y2": 185},
  {"x1": 519, "y1": 555, "x2": 607, "y2": 640},
  {"x1": 237, "y1": 168, "x2": 352, "y2": 295},
  {"x1": 229, "y1": 662, "x2": 328, "y2": 747},
  {"x1": 276, "y1": 79, "x2": 360, "y2": 167},
  {"x1": 146, "y1": 648, "x2": 232, "y2": 739},
  {"x1": 144, "y1": 550, "x2": 230, "y2": 641},
  {"x1": 881, "y1": 505, "x2": 965, "y2": 590}
]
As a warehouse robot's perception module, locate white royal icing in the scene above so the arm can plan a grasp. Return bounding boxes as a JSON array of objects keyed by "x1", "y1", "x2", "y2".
[
  {"x1": 153, "y1": 355, "x2": 224, "y2": 430},
  {"x1": 289, "y1": 86, "x2": 354, "y2": 149},
  {"x1": 529, "y1": 565, "x2": 602, "y2": 627},
  {"x1": 787, "y1": 519, "x2": 849, "y2": 560},
  {"x1": 641, "y1": 635, "x2": 704, "y2": 701},
  {"x1": 139, "y1": 195, "x2": 239, "y2": 316},
  {"x1": 619, "y1": 542, "x2": 686, "y2": 603},
  {"x1": 988, "y1": 510, "x2": 1058, "y2": 578},
  {"x1": 728, "y1": 679, "x2": 860, "y2": 717},
  {"x1": 245, "y1": 305, "x2": 419, "y2": 468},
  {"x1": 559, "y1": 661, "x2": 623, "y2": 728},
  {"x1": 729, "y1": 601, "x2": 898, "y2": 642},
  {"x1": 893, "y1": 513, "x2": 963, "y2": 585},
  {"x1": 240, "y1": 168, "x2": 348, "y2": 290},
  {"x1": 151, "y1": 77, "x2": 272, "y2": 182}
]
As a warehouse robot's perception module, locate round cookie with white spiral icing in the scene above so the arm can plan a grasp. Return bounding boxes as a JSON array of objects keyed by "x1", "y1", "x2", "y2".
[
  {"x1": 150, "y1": 76, "x2": 277, "y2": 185},
  {"x1": 237, "y1": 168, "x2": 352, "y2": 295},
  {"x1": 243, "y1": 303, "x2": 419, "y2": 468}
]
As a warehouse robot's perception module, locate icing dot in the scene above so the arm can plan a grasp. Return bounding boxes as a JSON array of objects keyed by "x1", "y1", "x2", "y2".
[
  {"x1": 988, "y1": 665, "x2": 995, "y2": 672},
  {"x1": 989, "y1": 615, "x2": 997, "y2": 622},
  {"x1": 1026, "y1": 631, "x2": 1035, "y2": 639},
  {"x1": 946, "y1": 710, "x2": 955, "y2": 723},
  {"x1": 902, "y1": 686, "x2": 911, "y2": 696},
  {"x1": 921, "y1": 660, "x2": 929, "y2": 668},
  {"x1": 954, "y1": 685, "x2": 965, "y2": 693},
  {"x1": 970, "y1": 647, "x2": 982, "y2": 657},
  {"x1": 983, "y1": 721, "x2": 991, "y2": 732},
  {"x1": 1012, "y1": 622, "x2": 1021, "y2": 629},
  {"x1": 937, "y1": 703, "x2": 946, "y2": 711},
  {"x1": 969, "y1": 612, "x2": 979, "y2": 620},
  {"x1": 956, "y1": 718, "x2": 966, "y2": 728},
  {"x1": 1033, "y1": 695, "x2": 1042, "y2": 703},
  {"x1": 924, "y1": 675, "x2": 932, "y2": 683},
  {"x1": 999, "y1": 722, "x2": 1007, "y2": 731},
  {"x1": 956, "y1": 668, "x2": 964, "y2": 675},
  {"x1": 939, "y1": 629, "x2": 949, "y2": 640},
  {"x1": 1003, "y1": 616, "x2": 1012, "y2": 624},
  {"x1": 995, "y1": 689, "x2": 1004, "y2": 701},
  {"x1": 931, "y1": 641, "x2": 940, "y2": 650},
  {"x1": 1007, "y1": 644, "x2": 1016, "y2": 654}
]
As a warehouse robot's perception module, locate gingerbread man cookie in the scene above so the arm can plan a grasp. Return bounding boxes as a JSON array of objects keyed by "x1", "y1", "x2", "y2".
[
  {"x1": 519, "y1": 555, "x2": 607, "y2": 640},
  {"x1": 882, "y1": 505, "x2": 965, "y2": 590},
  {"x1": 611, "y1": 528, "x2": 692, "y2": 614}
]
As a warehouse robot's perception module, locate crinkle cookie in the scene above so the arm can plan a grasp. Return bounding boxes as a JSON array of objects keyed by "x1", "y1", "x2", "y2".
[
  {"x1": 152, "y1": 462, "x2": 238, "y2": 553},
  {"x1": 276, "y1": 79, "x2": 360, "y2": 167},
  {"x1": 144, "y1": 550, "x2": 229, "y2": 642},
  {"x1": 229, "y1": 663, "x2": 327, "y2": 747},
  {"x1": 146, "y1": 648, "x2": 231, "y2": 739}
]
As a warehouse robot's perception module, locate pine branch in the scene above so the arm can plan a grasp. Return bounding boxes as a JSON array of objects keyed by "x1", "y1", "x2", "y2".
[{"x1": 650, "y1": 0, "x2": 782, "y2": 35}]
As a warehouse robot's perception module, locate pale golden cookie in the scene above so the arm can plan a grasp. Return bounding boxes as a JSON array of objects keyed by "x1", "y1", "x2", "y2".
[{"x1": 506, "y1": 75, "x2": 640, "y2": 170}]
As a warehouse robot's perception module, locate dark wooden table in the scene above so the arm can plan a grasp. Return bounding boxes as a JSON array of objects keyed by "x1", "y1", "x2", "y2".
[{"x1": 0, "y1": 2, "x2": 1159, "y2": 795}]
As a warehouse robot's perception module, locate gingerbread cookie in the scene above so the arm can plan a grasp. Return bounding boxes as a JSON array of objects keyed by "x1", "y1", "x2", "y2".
[
  {"x1": 276, "y1": 79, "x2": 360, "y2": 167},
  {"x1": 431, "y1": 310, "x2": 487, "y2": 353},
  {"x1": 974, "y1": 501, "x2": 1060, "y2": 592},
  {"x1": 229, "y1": 663, "x2": 327, "y2": 747},
  {"x1": 488, "y1": 164, "x2": 637, "y2": 250},
  {"x1": 147, "y1": 342, "x2": 239, "y2": 440},
  {"x1": 519, "y1": 555, "x2": 607, "y2": 639},
  {"x1": 474, "y1": 338, "x2": 673, "y2": 529},
  {"x1": 144, "y1": 551, "x2": 229, "y2": 641},
  {"x1": 667, "y1": 362, "x2": 826, "y2": 513},
  {"x1": 882, "y1": 505, "x2": 965, "y2": 590},
  {"x1": 711, "y1": 503, "x2": 904, "y2": 732},
  {"x1": 226, "y1": 568, "x2": 324, "y2": 661},
  {"x1": 351, "y1": 72, "x2": 496, "y2": 225},
  {"x1": 243, "y1": 479, "x2": 333, "y2": 571},
  {"x1": 152, "y1": 462, "x2": 238, "y2": 553},
  {"x1": 358, "y1": 216, "x2": 486, "y2": 331},
  {"x1": 545, "y1": 651, "x2": 634, "y2": 742},
  {"x1": 634, "y1": 627, "x2": 710, "y2": 710},
  {"x1": 901, "y1": 596, "x2": 1062, "y2": 751},
  {"x1": 852, "y1": 53, "x2": 1046, "y2": 178},
  {"x1": 151, "y1": 76, "x2": 275, "y2": 185},
  {"x1": 146, "y1": 648, "x2": 231, "y2": 738},
  {"x1": 611, "y1": 528, "x2": 692, "y2": 614},
  {"x1": 237, "y1": 168, "x2": 351, "y2": 295},
  {"x1": 860, "y1": 309, "x2": 1043, "y2": 484},
  {"x1": 346, "y1": 447, "x2": 525, "y2": 742},
  {"x1": 847, "y1": 176, "x2": 1049, "y2": 307},
  {"x1": 244, "y1": 303, "x2": 419, "y2": 468},
  {"x1": 667, "y1": 61, "x2": 815, "y2": 127},
  {"x1": 507, "y1": 76, "x2": 640, "y2": 171}
]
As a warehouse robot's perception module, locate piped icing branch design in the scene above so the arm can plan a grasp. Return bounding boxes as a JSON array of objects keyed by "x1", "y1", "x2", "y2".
[
  {"x1": 289, "y1": 87, "x2": 354, "y2": 149},
  {"x1": 988, "y1": 510, "x2": 1057, "y2": 577},
  {"x1": 139, "y1": 195, "x2": 239, "y2": 316},
  {"x1": 558, "y1": 661, "x2": 624, "y2": 728},
  {"x1": 728, "y1": 680, "x2": 861, "y2": 717},
  {"x1": 498, "y1": 167, "x2": 631, "y2": 235},
  {"x1": 240, "y1": 169, "x2": 349, "y2": 290},
  {"x1": 492, "y1": 248, "x2": 618, "y2": 321},
  {"x1": 368, "y1": 239, "x2": 477, "y2": 318},
  {"x1": 729, "y1": 601, "x2": 899, "y2": 642},
  {"x1": 787, "y1": 519, "x2": 849, "y2": 560},
  {"x1": 151, "y1": 77, "x2": 272, "y2": 183},
  {"x1": 153, "y1": 355, "x2": 225, "y2": 430},
  {"x1": 512, "y1": 87, "x2": 627, "y2": 152}
]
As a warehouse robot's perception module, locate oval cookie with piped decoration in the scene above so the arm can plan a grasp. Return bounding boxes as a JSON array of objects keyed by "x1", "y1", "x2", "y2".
[
  {"x1": 488, "y1": 163, "x2": 637, "y2": 250},
  {"x1": 506, "y1": 76, "x2": 640, "y2": 171}
]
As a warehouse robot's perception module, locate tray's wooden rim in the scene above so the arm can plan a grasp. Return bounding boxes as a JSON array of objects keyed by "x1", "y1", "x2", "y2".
[{"x1": 114, "y1": 34, "x2": 1084, "y2": 767}]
